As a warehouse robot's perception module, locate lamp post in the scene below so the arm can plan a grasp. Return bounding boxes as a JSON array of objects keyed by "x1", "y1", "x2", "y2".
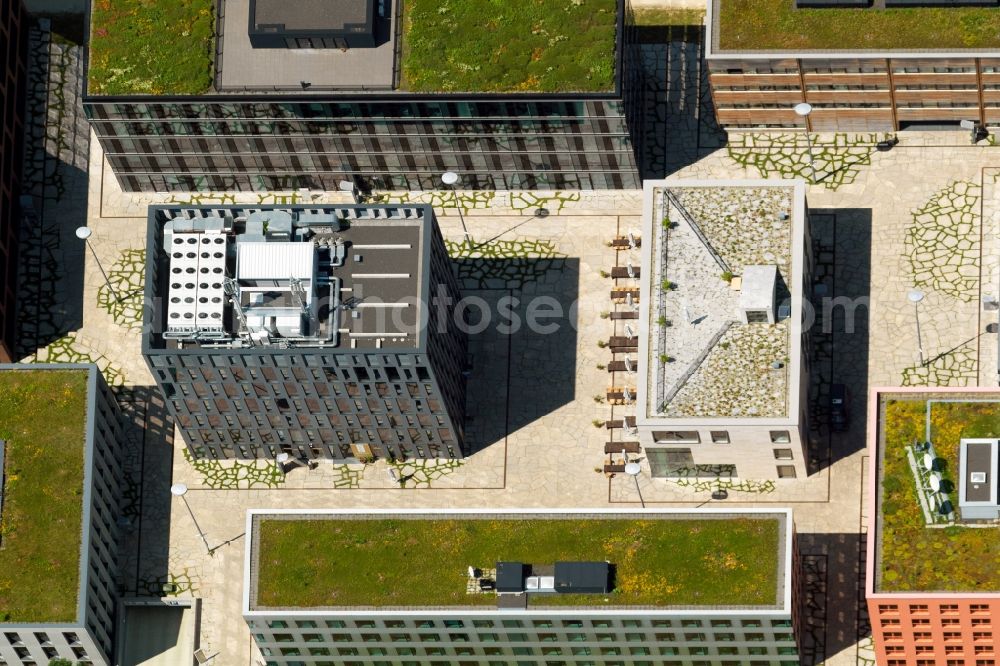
[
  {"x1": 794, "y1": 102, "x2": 816, "y2": 183},
  {"x1": 441, "y1": 171, "x2": 471, "y2": 242},
  {"x1": 75, "y1": 227, "x2": 122, "y2": 303},
  {"x1": 908, "y1": 289, "x2": 926, "y2": 366},
  {"x1": 623, "y1": 456, "x2": 645, "y2": 508},
  {"x1": 170, "y1": 483, "x2": 212, "y2": 554}
]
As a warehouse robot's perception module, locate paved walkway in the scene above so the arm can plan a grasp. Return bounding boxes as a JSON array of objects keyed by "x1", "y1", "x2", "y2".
[
  {"x1": 12, "y1": 21, "x2": 966, "y2": 666},
  {"x1": 17, "y1": 21, "x2": 1000, "y2": 663}
]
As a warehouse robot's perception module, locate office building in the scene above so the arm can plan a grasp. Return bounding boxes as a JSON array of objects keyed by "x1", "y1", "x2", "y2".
[
  {"x1": 0, "y1": 364, "x2": 124, "y2": 666},
  {"x1": 243, "y1": 508, "x2": 800, "y2": 666},
  {"x1": 0, "y1": 0, "x2": 28, "y2": 361},
  {"x1": 867, "y1": 386, "x2": 1000, "y2": 666},
  {"x1": 83, "y1": 0, "x2": 642, "y2": 191},
  {"x1": 635, "y1": 179, "x2": 811, "y2": 480},
  {"x1": 707, "y1": 0, "x2": 1000, "y2": 130},
  {"x1": 142, "y1": 204, "x2": 467, "y2": 461}
]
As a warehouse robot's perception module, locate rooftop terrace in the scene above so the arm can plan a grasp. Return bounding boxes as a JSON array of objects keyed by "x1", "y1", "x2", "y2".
[
  {"x1": 87, "y1": 0, "x2": 619, "y2": 96},
  {"x1": 247, "y1": 511, "x2": 787, "y2": 610},
  {"x1": 0, "y1": 369, "x2": 88, "y2": 623},
  {"x1": 712, "y1": 0, "x2": 1000, "y2": 53},
  {"x1": 642, "y1": 182, "x2": 803, "y2": 420},
  {"x1": 873, "y1": 391, "x2": 1000, "y2": 593}
]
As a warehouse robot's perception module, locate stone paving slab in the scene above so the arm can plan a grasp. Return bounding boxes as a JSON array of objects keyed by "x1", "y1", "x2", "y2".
[{"x1": 74, "y1": 120, "x2": 1000, "y2": 666}]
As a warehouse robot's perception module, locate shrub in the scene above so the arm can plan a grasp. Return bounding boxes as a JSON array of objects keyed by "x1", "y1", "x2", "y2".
[
  {"x1": 721, "y1": 271, "x2": 733, "y2": 282},
  {"x1": 661, "y1": 279, "x2": 673, "y2": 291}
]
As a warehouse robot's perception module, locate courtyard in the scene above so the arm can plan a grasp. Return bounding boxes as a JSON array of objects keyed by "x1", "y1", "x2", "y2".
[{"x1": 14, "y1": 18, "x2": 1000, "y2": 665}]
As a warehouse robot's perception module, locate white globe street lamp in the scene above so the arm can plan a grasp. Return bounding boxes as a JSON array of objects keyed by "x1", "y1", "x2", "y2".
[
  {"x1": 76, "y1": 226, "x2": 123, "y2": 303},
  {"x1": 171, "y1": 483, "x2": 211, "y2": 553},
  {"x1": 794, "y1": 103, "x2": 816, "y2": 182}
]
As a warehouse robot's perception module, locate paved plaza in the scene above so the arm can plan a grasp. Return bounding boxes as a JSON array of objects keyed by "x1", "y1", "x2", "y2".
[
  {"x1": 55, "y1": 128, "x2": 999, "y2": 666},
  {"x1": 13, "y1": 18, "x2": 1000, "y2": 666}
]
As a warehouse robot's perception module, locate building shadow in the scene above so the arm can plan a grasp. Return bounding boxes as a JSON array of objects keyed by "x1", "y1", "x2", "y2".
[
  {"x1": 806, "y1": 209, "x2": 873, "y2": 475},
  {"x1": 14, "y1": 22, "x2": 89, "y2": 359},
  {"x1": 629, "y1": 22, "x2": 727, "y2": 180},
  {"x1": 796, "y1": 531, "x2": 870, "y2": 666},
  {"x1": 457, "y1": 258, "x2": 579, "y2": 455},
  {"x1": 117, "y1": 386, "x2": 176, "y2": 598}
]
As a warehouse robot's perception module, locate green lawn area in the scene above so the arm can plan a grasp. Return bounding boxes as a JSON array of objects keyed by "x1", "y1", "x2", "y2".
[
  {"x1": 878, "y1": 397, "x2": 1000, "y2": 593},
  {"x1": 633, "y1": 8, "x2": 704, "y2": 27},
  {"x1": 0, "y1": 370, "x2": 88, "y2": 622},
  {"x1": 717, "y1": 0, "x2": 1000, "y2": 51},
  {"x1": 401, "y1": 0, "x2": 618, "y2": 93},
  {"x1": 255, "y1": 516, "x2": 781, "y2": 608},
  {"x1": 88, "y1": 0, "x2": 215, "y2": 95}
]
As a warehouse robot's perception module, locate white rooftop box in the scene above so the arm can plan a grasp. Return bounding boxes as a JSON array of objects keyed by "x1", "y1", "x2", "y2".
[{"x1": 739, "y1": 265, "x2": 778, "y2": 325}]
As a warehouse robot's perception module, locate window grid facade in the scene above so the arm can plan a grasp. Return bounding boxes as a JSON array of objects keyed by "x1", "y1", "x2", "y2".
[
  {"x1": 0, "y1": 0, "x2": 27, "y2": 362},
  {"x1": 246, "y1": 615, "x2": 800, "y2": 666},
  {"x1": 869, "y1": 600, "x2": 1000, "y2": 666},
  {"x1": 707, "y1": 56, "x2": 1000, "y2": 131},
  {"x1": 85, "y1": 99, "x2": 641, "y2": 192}
]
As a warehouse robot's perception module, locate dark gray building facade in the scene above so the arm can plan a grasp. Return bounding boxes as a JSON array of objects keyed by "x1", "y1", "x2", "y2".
[
  {"x1": 0, "y1": 0, "x2": 28, "y2": 361},
  {"x1": 142, "y1": 204, "x2": 468, "y2": 462},
  {"x1": 83, "y1": 0, "x2": 643, "y2": 192}
]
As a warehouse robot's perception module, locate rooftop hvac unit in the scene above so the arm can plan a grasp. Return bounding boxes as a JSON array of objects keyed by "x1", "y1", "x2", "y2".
[{"x1": 167, "y1": 231, "x2": 227, "y2": 335}]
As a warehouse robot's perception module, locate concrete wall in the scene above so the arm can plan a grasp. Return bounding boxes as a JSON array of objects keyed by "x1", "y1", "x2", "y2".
[{"x1": 637, "y1": 423, "x2": 808, "y2": 480}]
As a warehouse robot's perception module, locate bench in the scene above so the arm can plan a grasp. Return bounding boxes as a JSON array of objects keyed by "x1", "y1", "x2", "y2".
[{"x1": 604, "y1": 442, "x2": 641, "y2": 454}]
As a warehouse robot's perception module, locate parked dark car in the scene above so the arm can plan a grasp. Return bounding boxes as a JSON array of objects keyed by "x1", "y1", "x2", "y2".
[{"x1": 830, "y1": 383, "x2": 850, "y2": 432}]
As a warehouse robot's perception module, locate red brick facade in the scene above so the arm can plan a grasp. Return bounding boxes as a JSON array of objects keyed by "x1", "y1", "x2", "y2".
[{"x1": 869, "y1": 599, "x2": 1000, "y2": 666}]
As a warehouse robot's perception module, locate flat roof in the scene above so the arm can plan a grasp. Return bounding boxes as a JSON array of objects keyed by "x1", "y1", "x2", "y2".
[
  {"x1": 218, "y1": 0, "x2": 395, "y2": 91},
  {"x1": 711, "y1": 0, "x2": 1000, "y2": 55},
  {"x1": 869, "y1": 390, "x2": 1000, "y2": 595},
  {"x1": 638, "y1": 180, "x2": 806, "y2": 422},
  {"x1": 87, "y1": 0, "x2": 620, "y2": 95},
  {"x1": 252, "y1": 0, "x2": 372, "y2": 30},
  {"x1": 0, "y1": 368, "x2": 89, "y2": 623},
  {"x1": 144, "y1": 205, "x2": 430, "y2": 352},
  {"x1": 246, "y1": 510, "x2": 790, "y2": 611}
]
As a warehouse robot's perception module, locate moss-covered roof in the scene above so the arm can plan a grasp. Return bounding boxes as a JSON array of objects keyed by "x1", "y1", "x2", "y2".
[
  {"x1": 716, "y1": 0, "x2": 1000, "y2": 52},
  {"x1": 0, "y1": 369, "x2": 89, "y2": 623},
  {"x1": 253, "y1": 514, "x2": 783, "y2": 609},
  {"x1": 86, "y1": 0, "x2": 618, "y2": 96}
]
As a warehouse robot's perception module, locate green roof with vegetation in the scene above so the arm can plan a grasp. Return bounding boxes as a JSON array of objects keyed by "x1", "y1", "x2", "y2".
[
  {"x1": 401, "y1": 0, "x2": 617, "y2": 92},
  {"x1": 877, "y1": 396, "x2": 1000, "y2": 593},
  {"x1": 253, "y1": 515, "x2": 782, "y2": 608},
  {"x1": 716, "y1": 0, "x2": 1000, "y2": 52},
  {"x1": 87, "y1": 0, "x2": 617, "y2": 96},
  {"x1": 87, "y1": 0, "x2": 216, "y2": 95},
  {"x1": 0, "y1": 369, "x2": 89, "y2": 622}
]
